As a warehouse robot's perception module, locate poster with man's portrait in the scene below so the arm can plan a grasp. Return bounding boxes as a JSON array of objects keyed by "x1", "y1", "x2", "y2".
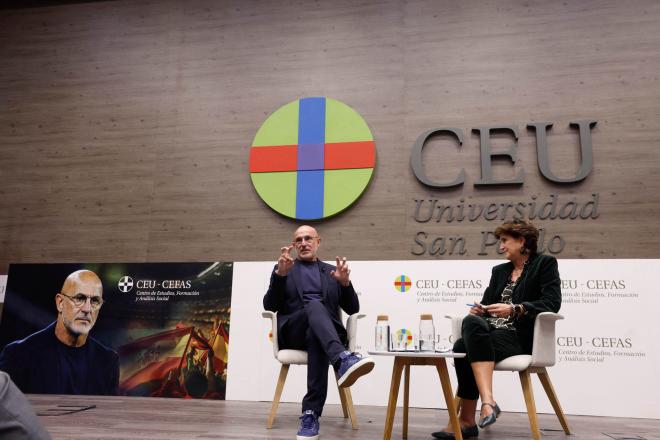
[{"x1": 0, "y1": 262, "x2": 233, "y2": 399}]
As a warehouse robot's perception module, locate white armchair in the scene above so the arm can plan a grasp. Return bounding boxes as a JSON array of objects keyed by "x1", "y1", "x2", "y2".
[
  {"x1": 446, "y1": 312, "x2": 571, "y2": 440},
  {"x1": 262, "y1": 311, "x2": 365, "y2": 429}
]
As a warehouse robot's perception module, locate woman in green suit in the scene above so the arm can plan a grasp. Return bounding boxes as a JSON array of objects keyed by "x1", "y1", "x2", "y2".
[{"x1": 432, "y1": 219, "x2": 561, "y2": 439}]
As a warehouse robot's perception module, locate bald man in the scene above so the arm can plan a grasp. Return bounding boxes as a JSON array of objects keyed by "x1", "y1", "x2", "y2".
[
  {"x1": 0, "y1": 270, "x2": 119, "y2": 395},
  {"x1": 263, "y1": 226, "x2": 374, "y2": 440}
]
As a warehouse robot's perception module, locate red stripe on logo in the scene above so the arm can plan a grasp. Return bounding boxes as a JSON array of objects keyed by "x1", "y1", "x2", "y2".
[
  {"x1": 325, "y1": 141, "x2": 375, "y2": 170},
  {"x1": 249, "y1": 145, "x2": 298, "y2": 173}
]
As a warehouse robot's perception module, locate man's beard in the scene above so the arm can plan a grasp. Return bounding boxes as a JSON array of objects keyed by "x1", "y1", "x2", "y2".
[{"x1": 63, "y1": 314, "x2": 94, "y2": 336}]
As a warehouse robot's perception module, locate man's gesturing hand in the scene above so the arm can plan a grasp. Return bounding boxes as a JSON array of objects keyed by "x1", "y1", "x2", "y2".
[
  {"x1": 276, "y1": 245, "x2": 295, "y2": 276},
  {"x1": 330, "y1": 256, "x2": 351, "y2": 287}
]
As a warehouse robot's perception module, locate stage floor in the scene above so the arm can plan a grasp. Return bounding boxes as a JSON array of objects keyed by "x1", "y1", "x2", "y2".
[{"x1": 29, "y1": 395, "x2": 659, "y2": 440}]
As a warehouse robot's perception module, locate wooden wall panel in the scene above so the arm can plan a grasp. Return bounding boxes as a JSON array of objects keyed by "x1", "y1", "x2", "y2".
[{"x1": 1, "y1": 0, "x2": 659, "y2": 271}]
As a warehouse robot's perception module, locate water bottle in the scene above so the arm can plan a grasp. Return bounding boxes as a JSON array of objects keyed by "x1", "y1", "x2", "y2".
[
  {"x1": 375, "y1": 315, "x2": 390, "y2": 351},
  {"x1": 419, "y1": 314, "x2": 435, "y2": 352}
]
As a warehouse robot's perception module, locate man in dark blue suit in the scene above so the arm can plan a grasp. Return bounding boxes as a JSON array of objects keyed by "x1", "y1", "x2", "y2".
[{"x1": 263, "y1": 225, "x2": 374, "y2": 440}]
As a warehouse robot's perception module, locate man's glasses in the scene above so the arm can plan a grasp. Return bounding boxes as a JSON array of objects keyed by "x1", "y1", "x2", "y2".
[
  {"x1": 294, "y1": 235, "x2": 318, "y2": 245},
  {"x1": 59, "y1": 293, "x2": 104, "y2": 310}
]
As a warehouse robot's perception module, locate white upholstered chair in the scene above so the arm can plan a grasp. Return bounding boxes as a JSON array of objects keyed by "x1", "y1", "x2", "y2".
[
  {"x1": 447, "y1": 312, "x2": 571, "y2": 440},
  {"x1": 262, "y1": 311, "x2": 365, "y2": 430}
]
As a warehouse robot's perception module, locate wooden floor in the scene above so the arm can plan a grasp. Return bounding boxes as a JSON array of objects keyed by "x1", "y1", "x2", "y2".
[{"x1": 28, "y1": 395, "x2": 659, "y2": 440}]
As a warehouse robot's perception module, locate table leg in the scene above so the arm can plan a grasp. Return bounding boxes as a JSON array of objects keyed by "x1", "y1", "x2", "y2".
[
  {"x1": 435, "y1": 359, "x2": 463, "y2": 440},
  {"x1": 383, "y1": 357, "x2": 404, "y2": 440},
  {"x1": 403, "y1": 364, "x2": 410, "y2": 439}
]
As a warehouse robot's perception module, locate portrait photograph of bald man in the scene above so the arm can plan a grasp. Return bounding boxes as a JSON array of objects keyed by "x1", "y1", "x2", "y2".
[{"x1": 0, "y1": 266, "x2": 119, "y2": 395}]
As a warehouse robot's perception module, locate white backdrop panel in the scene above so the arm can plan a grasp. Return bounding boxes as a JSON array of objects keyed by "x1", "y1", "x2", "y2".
[{"x1": 227, "y1": 260, "x2": 659, "y2": 419}]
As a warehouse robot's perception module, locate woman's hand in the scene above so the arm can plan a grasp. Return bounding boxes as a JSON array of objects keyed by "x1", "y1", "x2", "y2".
[
  {"x1": 469, "y1": 301, "x2": 486, "y2": 316},
  {"x1": 482, "y1": 303, "x2": 514, "y2": 318}
]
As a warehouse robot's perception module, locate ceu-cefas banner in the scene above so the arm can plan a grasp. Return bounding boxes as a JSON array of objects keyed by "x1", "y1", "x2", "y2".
[
  {"x1": 0, "y1": 263, "x2": 232, "y2": 400},
  {"x1": 228, "y1": 259, "x2": 660, "y2": 419}
]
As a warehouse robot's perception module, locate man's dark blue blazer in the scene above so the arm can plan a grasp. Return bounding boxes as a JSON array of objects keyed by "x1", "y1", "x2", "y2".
[
  {"x1": 263, "y1": 260, "x2": 360, "y2": 348},
  {"x1": 0, "y1": 322, "x2": 119, "y2": 395}
]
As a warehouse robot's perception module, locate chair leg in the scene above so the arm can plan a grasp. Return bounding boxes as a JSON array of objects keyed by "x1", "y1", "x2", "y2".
[
  {"x1": 453, "y1": 395, "x2": 461, "y2": 416},
  {"x1": 267, "y1": 364, "x2": 290, "y2": 429},
  {"x1": 536, "y1": 368, "x2": 571, "y2": 434},
  {"x1": 519, "y1": 370, "x2": 541, "y2": 440},
  {"x1": 337, "y1": 382, "x2": 349, "y2": 418},
  {"x1": 337, "y1": 385, "x2": 359, "y2": 430}
]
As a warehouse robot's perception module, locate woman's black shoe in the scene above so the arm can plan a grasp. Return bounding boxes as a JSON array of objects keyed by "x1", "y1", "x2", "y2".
[
  {"x1": 477, "y1": 402, "x2": 501, "y2": 428},
  {"x1": 431, "y1": 424, "x2": 478, "y2": 439}
]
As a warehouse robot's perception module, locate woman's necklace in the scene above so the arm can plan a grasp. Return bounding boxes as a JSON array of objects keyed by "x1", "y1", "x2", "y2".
[{"x1": 511, "y1": 263, "x2": 525, "y2": 282}]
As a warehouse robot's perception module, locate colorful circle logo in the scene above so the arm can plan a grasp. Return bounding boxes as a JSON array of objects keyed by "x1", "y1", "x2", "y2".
[
  {"x1": 249, "y1": 97, "x2": 376, "y2": 220},
  {"x1": 394, "y1": 275, "x2": 412, "y2": 293},
  {"x1": 394, "y1": 328, "x2": 414, "y2": 349}
]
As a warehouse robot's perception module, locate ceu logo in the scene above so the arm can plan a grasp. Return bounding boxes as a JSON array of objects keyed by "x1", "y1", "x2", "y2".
[
  {"x1": 118, "y1": 276, "x2": 134, "y2": 293},
  {"x1": 249, "y1": 97, "x2": 376, "y2": 220},
  {"x1": 394, "y1": 275, "x2": 412, "y2": 293},
  {"x1": 394, "y1": 329, "x2": 414, "y2": 348}
]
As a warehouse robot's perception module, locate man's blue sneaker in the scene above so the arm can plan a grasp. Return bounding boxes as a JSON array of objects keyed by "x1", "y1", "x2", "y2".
[
  {"x1": 336, "y1": 350, "x2": 375, "y2": 388},
  {"x1": 296, "y1": 410, "x2": 319, "y2": 440}
]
